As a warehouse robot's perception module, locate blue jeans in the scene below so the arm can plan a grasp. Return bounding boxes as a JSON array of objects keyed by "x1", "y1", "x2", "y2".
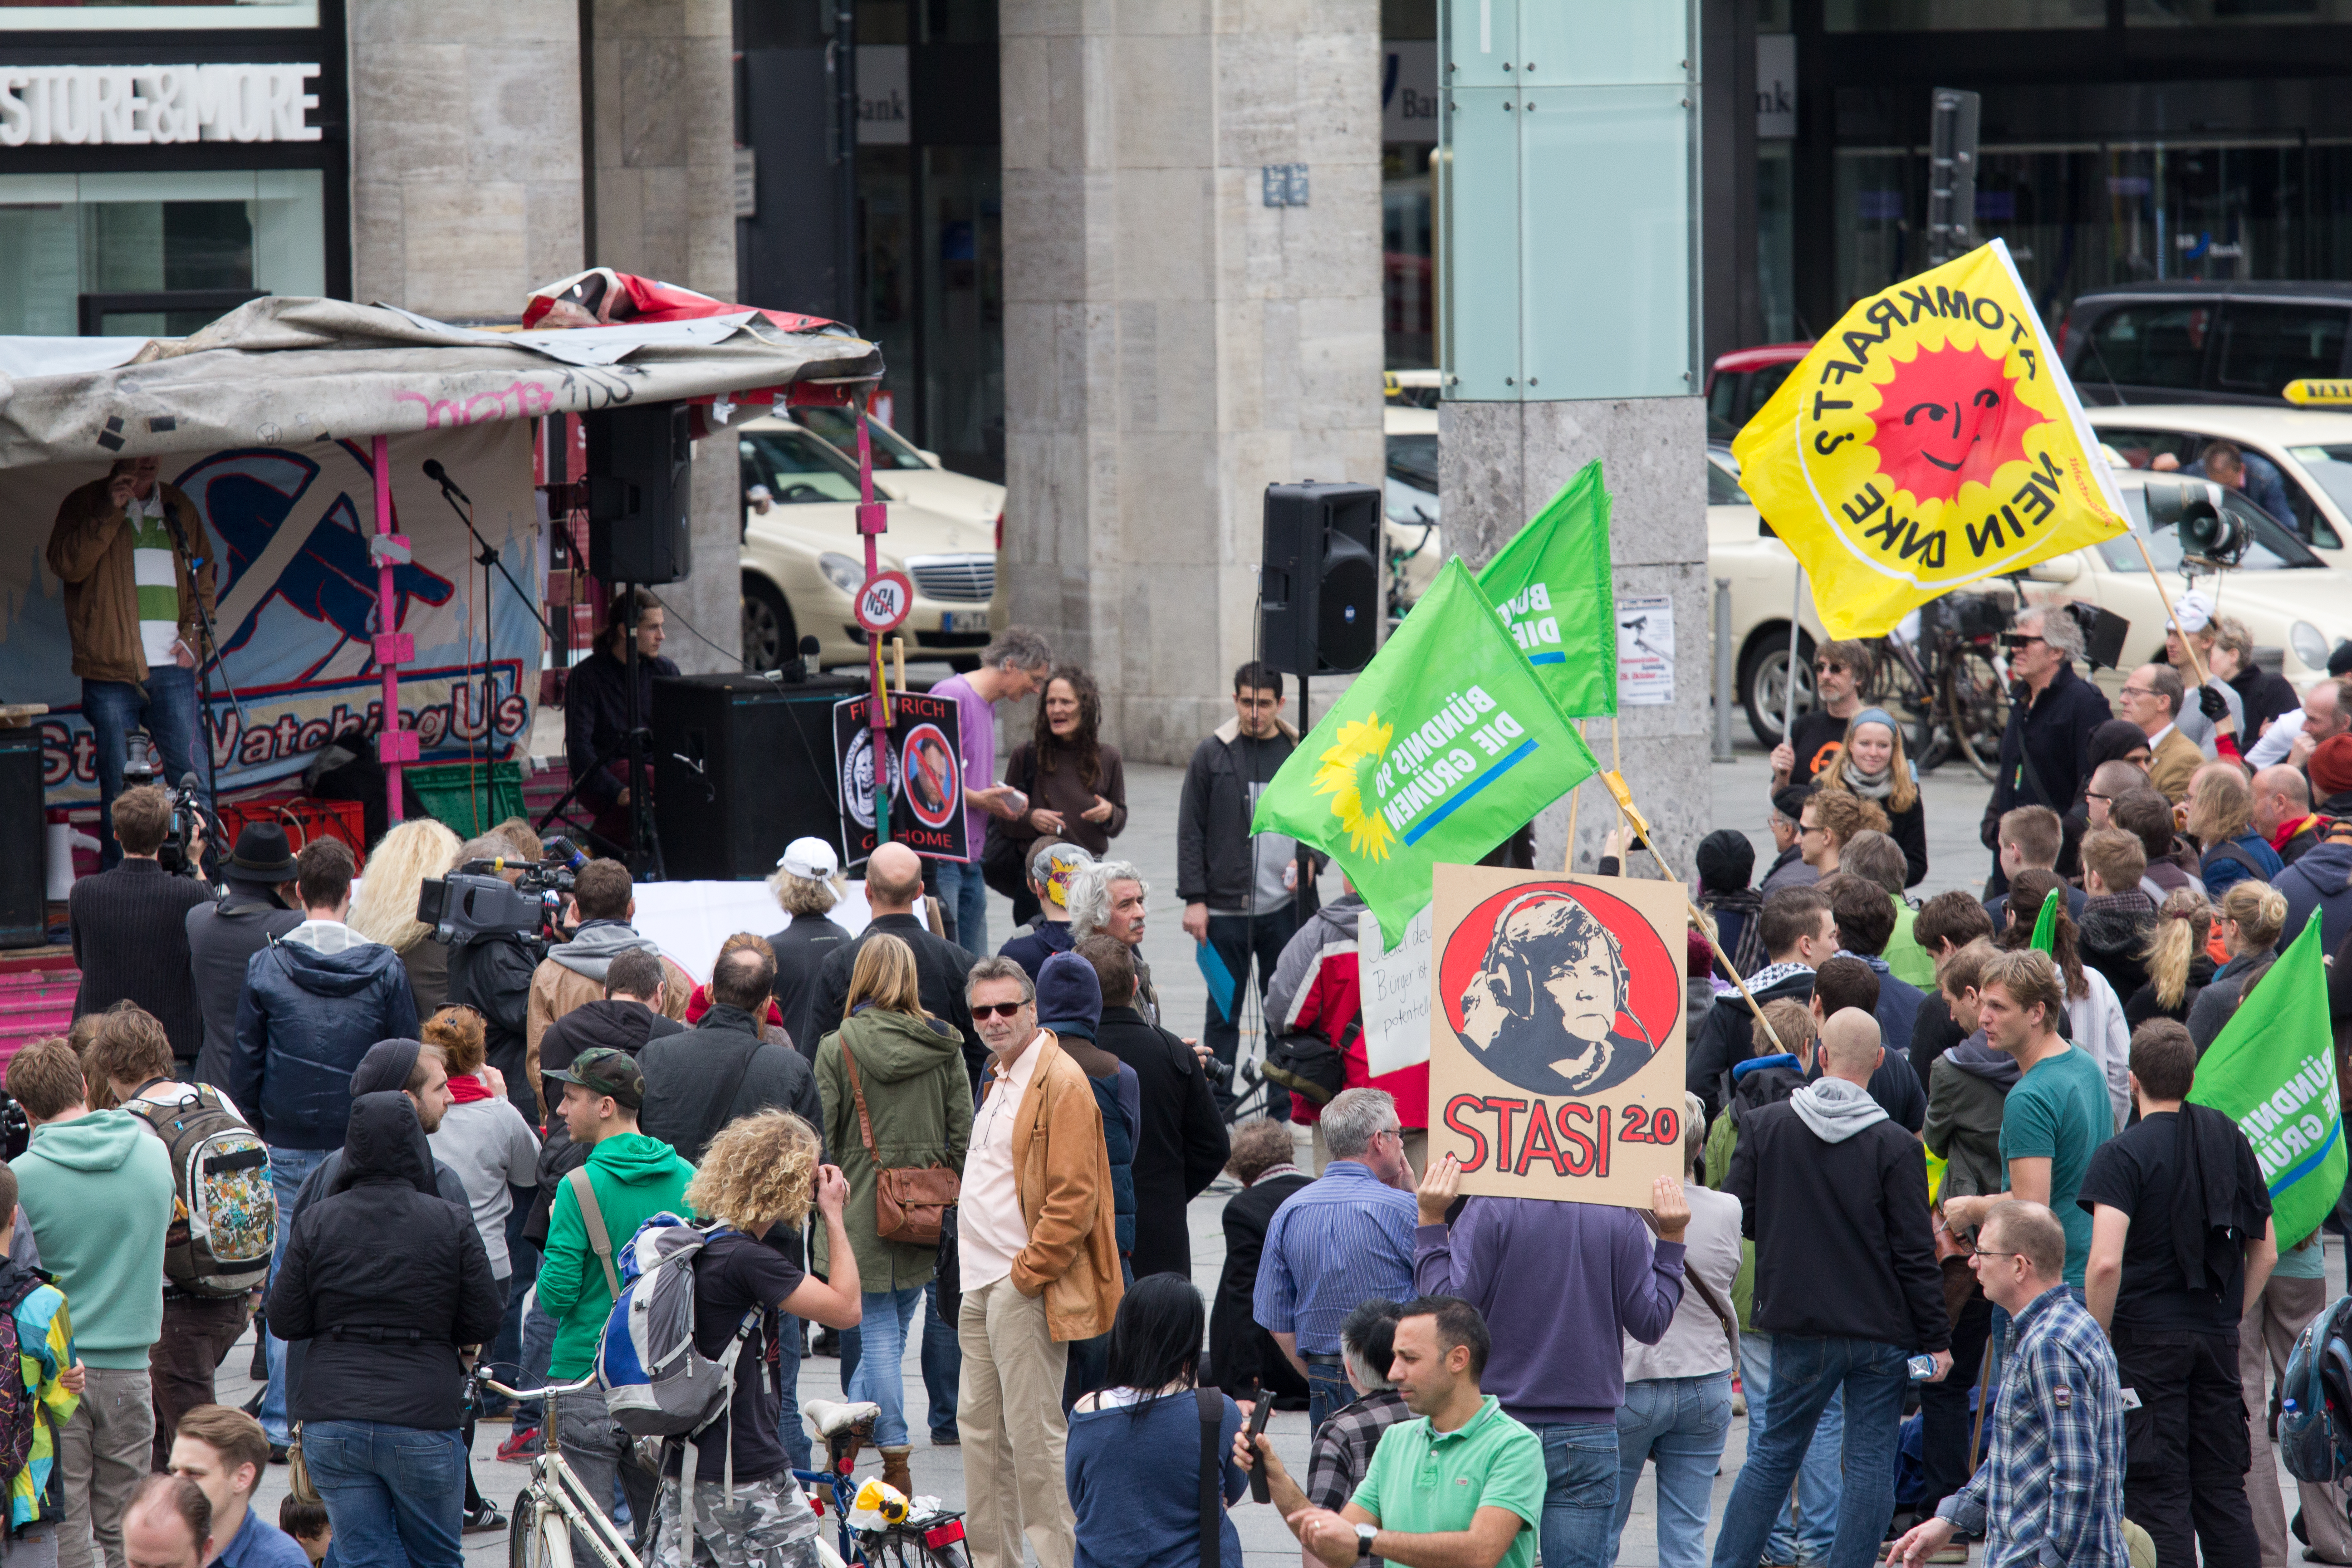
[
  {"x1": 1535, "y1": 1420, "x2": 1621, "y2": 1568},
  {"x1": 1307, "y1": 1356, "x2": 1351, "y2": 1436},
  {"x1": 83, "y1": 666, "x2": 206, "y2": 870},
  {"x1": 836, "y1": 1282, "x2": 960, "y2": 1442},
  {"x1": 1740, "y1": 1331, "x2": 1845, "y2": 1565},
  {"x1": 301, "y1": 1420, "x2": 466, "y2": 1568},
  {"x1": 935, "y1": 856, "x2": 987, "y2": 954},
  {"x1": 1711, "y1": 1336, "x2": 1908, "y2": 1568},
  {"x1": 1612, "y1": 1374, "x2": 1735, "y2": 1568},
  {"x1": 846, "y1": 1284, "x2": 927, "y2": 1447},
  {"x1": 774, "y1": 1311, "x2": 810, "y2": 1474},
  {"x1": 512, "y1": 1297, "x2": 559, "y2": 1427},
  {"x1": 261, "y1": 1143, "x2": 333, "y2": 1444}
]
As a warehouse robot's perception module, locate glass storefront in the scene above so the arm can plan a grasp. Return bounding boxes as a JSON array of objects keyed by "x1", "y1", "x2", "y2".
[{"x1": 0, "y1": 167, "x2": 323, "y2": 335}]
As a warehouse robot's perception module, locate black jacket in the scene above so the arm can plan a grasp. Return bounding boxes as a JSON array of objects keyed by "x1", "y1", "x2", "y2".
[
  {"x1": 229, "y1": 931, "x2": 419, "y2": 1150},
  {"x1": 812, "y1": 914, "x2": 984, "y2": 1087},
  {"x1": 1177, "y1": 720, "x2": 1305, "y2": 911},
  {"x1": 2230, "y1": 662, "x2": 2302, "y2": 742},
  {"x1": 1725, "y1": 1095, "x2": 1948, "y2": 1352},
  {"x1": 1983, "y1": 662, "x2": 2114, "y2": 870},
  {"x1": 564, "y1": 645, "x2": 681, "y2": 812},
  {"x1": 187, "y1": 890, "x2": 301, "y2": 1088},
  {"x1": 70, "y1": 859, "x2": 213, "y2": 1068},
  {"x1": 446, "y1": 932, "x2": 543, "y2": 1127},
  {"x1": 1209, "y1": 1170, "x2": 1313, "y2": 1401},
  {"x1": 1097, "y1": 1003, "x2": 1230, "y2": 1280},
  {"x1": 1686, "y1": 968, "x2": 1815, "y2": 1124},
  {"x1": 1883, "y1": 796, "x2": 1930, "y2": 888},
  {"x1": 641, "y1": 1003, "x2": 824, "y2": 1163},
  {"x1": 267, "y1": 1093, "x2": 502, "y2": 1430},
  {"x1": 767, "y1": 912, "x2": 851, "y2": 1063}
]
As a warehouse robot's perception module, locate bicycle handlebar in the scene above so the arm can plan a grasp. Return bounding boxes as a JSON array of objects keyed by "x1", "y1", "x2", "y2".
[{"x1": 470, "y1": 1369, "x2": 601, "y2": 1402}]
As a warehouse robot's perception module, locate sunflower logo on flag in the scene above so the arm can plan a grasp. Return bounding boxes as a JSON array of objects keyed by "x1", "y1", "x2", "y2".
[{"x1": 1315, "y1": 713, "x2": 1396, "y2": 862}]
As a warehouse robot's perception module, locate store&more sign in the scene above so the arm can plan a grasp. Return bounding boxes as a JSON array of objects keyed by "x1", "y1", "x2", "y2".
[{"x1": 0, "y1": 64, "x2": 320, "y2": 147}]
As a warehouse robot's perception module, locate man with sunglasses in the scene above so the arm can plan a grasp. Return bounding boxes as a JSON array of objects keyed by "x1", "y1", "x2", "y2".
[
  {"x1": 1770, "y1": 639, "x2": 1873, "y2": 793},
  {"x1": 1888, "y1": 1200, "x2": 2126, "y2": 1568},
  {"x1": 1983, "y1": 607, "x2": 2112, "y2": 895}
]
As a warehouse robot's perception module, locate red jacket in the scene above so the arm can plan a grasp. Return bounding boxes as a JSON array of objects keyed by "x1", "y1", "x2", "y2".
[{"x1": 1264, "y1": 896, "x2": 1425, "y2": 1127}]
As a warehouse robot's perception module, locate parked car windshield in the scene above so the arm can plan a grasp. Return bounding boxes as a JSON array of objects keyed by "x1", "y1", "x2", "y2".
[
  {"x1": 2097, "y1": 485, "x2": 2326, "y2": 572},
  {"x1": 741, "y1": 428, "x2": 863, "y2": 503},
  {"x1": 1706, "y1": 451, "x2": 1751, "y2": 506},
  {"x1": 791, "y1": 406, "x2": 930, "y2": 470}
]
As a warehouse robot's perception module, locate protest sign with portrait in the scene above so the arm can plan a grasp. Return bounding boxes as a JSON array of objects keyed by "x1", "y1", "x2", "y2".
[{"x1": 1429, "y1": 863, "x2": 1686, "y2": 1209}]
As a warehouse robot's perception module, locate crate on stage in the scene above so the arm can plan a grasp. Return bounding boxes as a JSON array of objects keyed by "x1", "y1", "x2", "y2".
[{"x1": 218, "y1": 796, "x2": 368, "y2": 872}]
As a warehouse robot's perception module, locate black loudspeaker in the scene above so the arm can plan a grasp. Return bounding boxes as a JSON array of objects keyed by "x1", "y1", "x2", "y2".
[
  {"x1": 651, "y1": 671, "x2": 867, "y2": 880},
  {"x1": 586, "y1": 402, "x2": 693, "y2": 586},
  {"x1": 0, "y1": 730, "x2": 41, "y2": 945},
  {"x1": 1259, "y1": 481, "x2": 1382, "y2": 676}
]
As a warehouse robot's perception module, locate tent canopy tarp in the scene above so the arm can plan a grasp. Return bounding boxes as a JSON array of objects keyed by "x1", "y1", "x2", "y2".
[{"x1": 0, "y1": 295, "x2": 883, "y2": 470}]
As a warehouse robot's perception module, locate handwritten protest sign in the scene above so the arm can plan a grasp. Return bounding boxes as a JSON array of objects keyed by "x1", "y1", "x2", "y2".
[{"x1": 1429, "y1": 864, "x2": 1686, "y2": 1208}]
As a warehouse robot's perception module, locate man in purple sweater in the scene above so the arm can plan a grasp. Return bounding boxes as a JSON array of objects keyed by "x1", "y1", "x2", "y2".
[{"x1": 1414, "y1": 1157, "x2": 1690, "y2": 1568}]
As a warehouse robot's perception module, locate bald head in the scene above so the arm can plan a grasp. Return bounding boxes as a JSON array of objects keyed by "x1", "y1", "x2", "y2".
[
  {"x1": 2308, "y1": 678, "x2": 2350, "y2": 741},
  {"x1": 2088, "y1": 759, "x2": 2149, "y2": 826},
  {"x1": 1818, "y1": 1007, "x2": 1884, "y2": 1082},
  {"x1": 2253, "y1": 764, "x2": 2310, "y2": 839},
  {"x1": 864, "y1": 842, "x2": 925, "y2": 912},
  {"x1": 122, "y1": 1474, "x2": 210, "y2": 1568}
]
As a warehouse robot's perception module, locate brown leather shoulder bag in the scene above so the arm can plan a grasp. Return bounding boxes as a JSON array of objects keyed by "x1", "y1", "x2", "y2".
[{"x1": 841, "y1": 1035, "x2": 961, "y2": 1246}]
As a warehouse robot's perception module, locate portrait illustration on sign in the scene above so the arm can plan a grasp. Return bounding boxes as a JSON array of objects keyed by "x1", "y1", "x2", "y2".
[{"x1": 1431, "y1": 864, "x2": 1685, "y2": 1208}]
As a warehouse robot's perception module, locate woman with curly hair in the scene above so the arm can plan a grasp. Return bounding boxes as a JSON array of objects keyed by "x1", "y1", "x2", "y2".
[
  {"x1": 643, "y1": 1111, "x2": 860, "y2": 1568},
  {"x1": 1808, "y1": 706, "x2": 1927, "y2": 887},
  {"x1": 996, "y1": 666, "x2": 1128, "y2": 924},
  {"x1": 347, "y1": 818, "x2": 463, "y2": 1016}
]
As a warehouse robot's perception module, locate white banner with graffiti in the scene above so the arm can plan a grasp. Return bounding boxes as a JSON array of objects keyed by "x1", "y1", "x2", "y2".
[{"x1": 0, "y1": 422, "x2": 541, "y2": 807}]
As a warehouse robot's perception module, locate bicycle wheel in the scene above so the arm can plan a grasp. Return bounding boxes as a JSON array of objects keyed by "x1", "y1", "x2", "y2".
[
  {"x1": 510, "y1": 1490, "x2": 569, "y2": 1568},
  {"x1": 1945, "y1": 647, "x2": 2011, "y2": 781}
]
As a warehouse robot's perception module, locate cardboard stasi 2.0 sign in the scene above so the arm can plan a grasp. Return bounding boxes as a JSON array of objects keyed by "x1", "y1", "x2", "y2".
[{"x1": 1429, "y1": 864, "x2": 1686, "y2": 1207}]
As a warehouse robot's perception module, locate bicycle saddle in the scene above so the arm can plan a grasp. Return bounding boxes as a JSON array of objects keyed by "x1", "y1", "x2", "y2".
[{"x1": 804, "y1": 1397, "x2": 881, "y2": 1437}]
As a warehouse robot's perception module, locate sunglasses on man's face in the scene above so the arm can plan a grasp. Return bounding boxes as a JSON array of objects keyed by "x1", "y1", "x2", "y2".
[
  {"x1": 2000, "y1": 633, "x2": 2045, "y2": 651},
  {"x1": 1814, "y1": 661, "x2": 1847, "y2": 675},
  {"x1": 973, "y1": 1001, "x2": 1028, "y2": 1021}
]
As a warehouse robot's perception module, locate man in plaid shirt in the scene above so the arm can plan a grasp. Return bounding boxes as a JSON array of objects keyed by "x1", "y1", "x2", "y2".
[
  {"x1": 1891, "y1": 1201, "x2": 2127, "y2": 1568},
  {"x1": 1233, "y1": 1301, "x2": 1417, "y2": 1560}
]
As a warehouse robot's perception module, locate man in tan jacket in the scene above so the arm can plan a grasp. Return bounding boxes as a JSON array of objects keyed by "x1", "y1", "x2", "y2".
[
  {"x1": 525, "y1": 859, "x2": 691, "y2": 1106},
  {"x1": 46, "y1": 455, "x2": 218, "y2": 867},
  {"x1": 957, "y1": 952, "x2": 1121, "y2": 1568}
]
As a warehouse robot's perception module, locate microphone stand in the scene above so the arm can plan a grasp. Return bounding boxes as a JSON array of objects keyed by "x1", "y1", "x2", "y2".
[
  {"x1": 159, "y1": 505, "x2": 244, "y2": 878},
  {"x1": 427, "y1": 473, "x2": 563, "y2": 837}
]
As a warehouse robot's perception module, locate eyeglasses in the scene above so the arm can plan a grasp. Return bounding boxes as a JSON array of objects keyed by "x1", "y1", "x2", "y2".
[
  {"x1": 1798, "y1": 823, "x2": 1825, "y2": 837},
  {"x1": 1813, "y1": 661, "x2": 1847, "y2": 675},
  {"x1": 2117, "y1": 684, "x2": 2159, "y2": 699},
  {"x1": 2000, "y1": 633, "x2": 2045, "y2": 650},
  {"x1": 972, "y1": 1002, "x2": 1029, "y2": 1020},
  {"x1": 2085, "y1": 791, "x2": 2112, "y2": 805},
  {"x1": 1965, "y1": 1246, "x2": 2022, "y2": 1264}
]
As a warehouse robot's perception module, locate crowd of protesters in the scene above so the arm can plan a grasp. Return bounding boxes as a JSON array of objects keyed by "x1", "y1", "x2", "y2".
[{"x1": 9, "y1": 606, "x2": 2349, "y2": 1568}]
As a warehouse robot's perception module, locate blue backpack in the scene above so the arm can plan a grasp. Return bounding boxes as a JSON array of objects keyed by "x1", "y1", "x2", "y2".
[
  {"x1": 596, "y1": 1215, "x2": 761, "y2": 1480},
  {"x1": 2279, "y1": 1295, "x2": 2352, "y2": 1484}
]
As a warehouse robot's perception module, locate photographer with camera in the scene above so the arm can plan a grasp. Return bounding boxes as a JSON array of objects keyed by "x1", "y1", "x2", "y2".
[
  {"x1": 70, "y1": 783, "x2": 213, "y2": 1077},
  {"x1": 526, "y1": 860, "x2": 691, "y2": 1119},
  {"x1": 441, "y1": 834, "x2": 552, "y2": 1127}
]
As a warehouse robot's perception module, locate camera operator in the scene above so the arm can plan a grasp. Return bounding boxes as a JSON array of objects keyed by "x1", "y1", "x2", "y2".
[
  {"x1": 441, "y1": 834, "x2": 548, "y2": 1128},
  {"x1": 69, "y1": 782, "x2": 213, "y2": 1076}
]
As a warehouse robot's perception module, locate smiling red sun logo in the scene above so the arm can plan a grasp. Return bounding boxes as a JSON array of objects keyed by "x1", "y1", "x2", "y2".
[{"x1": 1866, "y1": 341, "x2": 2049, "y2": 506}]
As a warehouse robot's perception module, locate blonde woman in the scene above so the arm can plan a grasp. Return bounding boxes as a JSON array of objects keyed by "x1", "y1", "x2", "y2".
[
  {"x1": 347, "y1": 818, "x2": 463, "y2": 1016},
  {"x1": 643, "y1": 1110, "x2": 861, "y2": 1568},
  {"x1": 2186, "y1": 767, "x2": 2283, "y2": 896},
  {"x1": 2188, "y1": 881, "x2": 2288, "y2": 1050},
  {"x1": 1808, "y1": 706, "x2": 1926, "y2": 887},
  {"x1": 811, "y1": 934, "x2": 972, "y2": 1495},
  {"x1": 766, "y1": 837, "x2": 849, "y2": 1061},
  {"x1": 2127, "y1": 888, "x2": 2216, "y2": 1027}
]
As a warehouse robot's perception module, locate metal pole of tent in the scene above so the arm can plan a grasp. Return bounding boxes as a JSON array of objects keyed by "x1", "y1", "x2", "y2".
[{"x1": 370, "y1": 434, "x2": 416, "y2": 820}]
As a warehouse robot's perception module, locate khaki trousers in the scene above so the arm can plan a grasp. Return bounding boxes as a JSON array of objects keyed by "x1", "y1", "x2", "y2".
[
  {"x1": 57, "y1": 1366, "x2": 154, "y2": 1568},
  {"x1": 956, "y1": 1276, "x2": 1073, "y2": 1568},
  {"x1": 2242, "y1": 1274, "x2": 2352, "y2": 1566}
]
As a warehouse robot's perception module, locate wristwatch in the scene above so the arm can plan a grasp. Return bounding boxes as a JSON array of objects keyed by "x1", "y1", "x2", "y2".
[{"x1": 1355, "y1": 1522, "x2": 1379, "y2": 1560}]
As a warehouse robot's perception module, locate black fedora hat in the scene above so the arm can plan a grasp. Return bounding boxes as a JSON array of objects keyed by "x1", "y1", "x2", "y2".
[{"x1": 225, "y1": 823, "x2": 299, "y2": 883}]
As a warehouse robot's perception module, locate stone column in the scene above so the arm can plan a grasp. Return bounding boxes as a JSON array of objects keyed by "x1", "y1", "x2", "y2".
[
  {"x1": 589, "y1": 0, "x2": 741, "y2": 674},
  {"x1": 998, "y1": 0, "x2": 1386, "y2": 764},
  {"x1": 1441, "y1": 398, "x2": 1711, "y2": 875}
]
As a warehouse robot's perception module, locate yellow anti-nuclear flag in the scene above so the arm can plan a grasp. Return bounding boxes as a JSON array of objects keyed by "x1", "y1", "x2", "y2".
[{"x1": 1733, "y1": 239, "x2": 2130, "y2": 638}]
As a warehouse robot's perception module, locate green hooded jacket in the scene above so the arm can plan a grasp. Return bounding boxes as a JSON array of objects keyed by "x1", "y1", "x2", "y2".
[
  {"x1": 11, "y1": 1110, "x2": 172, "y2": 1369},
  {"x1": 537, "y1": 1130, "x2": 695, "y2": 1377},
  {"x1": 814, "y1": 1007, "x2": 975, "y2": 1290}
]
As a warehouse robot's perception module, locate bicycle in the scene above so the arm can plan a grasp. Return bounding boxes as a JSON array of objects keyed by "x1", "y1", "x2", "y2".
[
  {"x1": 474, "y1": 1371, "x2": 641, "y2": 1568},
  {"x1": 797, "y1": 1397, "x2": 971, "y2": 1568}
]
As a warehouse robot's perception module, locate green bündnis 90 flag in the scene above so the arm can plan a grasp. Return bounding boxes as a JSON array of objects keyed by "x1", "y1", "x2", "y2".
[
  {"x1": 1475, "y1": 459, "x2": 1617, "y2": 719},
  {"x1": 1250, "y1": 558, "x2": 1602, "y2": 947},
  {"x1": 2188, "y1": 911, "x2": 2346, "y2": 1249}
]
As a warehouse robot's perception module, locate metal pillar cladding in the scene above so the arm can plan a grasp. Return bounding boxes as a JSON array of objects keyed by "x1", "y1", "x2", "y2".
[
  {"x1": 1437, "y1": 0, "x2": 1700, "y2": 403},
  {"x1": 368, "y1": 433, "x2": 419, "y2": 819}
]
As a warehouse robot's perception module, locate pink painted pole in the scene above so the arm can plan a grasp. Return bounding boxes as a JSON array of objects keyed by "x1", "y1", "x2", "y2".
[
  {"x1": 857, "y1": 401, "x2": 891, "y2": 847},
  {"x1": 370, "y1": 434, "x2": 418, "y2": 819}
]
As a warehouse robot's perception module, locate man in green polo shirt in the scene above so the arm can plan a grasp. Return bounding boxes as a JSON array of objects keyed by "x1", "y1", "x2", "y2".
[{"x1": 1242, "y1": 1294, "x2": 1544, "y2": 1568}]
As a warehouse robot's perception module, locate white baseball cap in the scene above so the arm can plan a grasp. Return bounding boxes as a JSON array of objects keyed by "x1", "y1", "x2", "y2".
[
  {"x1": 777, "y1": 837, "x2": 840, "y2": 881},
  {"x1": 2171, "y1": 590, "x2": 2216, "y2": 634}
]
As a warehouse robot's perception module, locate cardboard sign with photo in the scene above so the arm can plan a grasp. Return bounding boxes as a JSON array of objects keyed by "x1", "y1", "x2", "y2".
[{"x1": 1430, "y1": 864, "x2": 1686, "y2": 1209}]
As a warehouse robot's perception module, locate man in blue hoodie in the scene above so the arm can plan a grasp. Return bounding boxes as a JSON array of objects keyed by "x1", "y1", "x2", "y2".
[
  {"x1": 225, "y1": 837, "x2": 416, "y2": 1449},
  {"x1": 7, "y1": 1035, "x2": 174, "y2": 1568}
]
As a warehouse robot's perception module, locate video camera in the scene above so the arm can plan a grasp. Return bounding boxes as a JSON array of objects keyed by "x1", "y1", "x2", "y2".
[
  {"x1": 416, "y1": 836, "x2": 585, "y2": 943},
  {"x1": 122, "y1": 760, "x2": 211, "y2": 879}
]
